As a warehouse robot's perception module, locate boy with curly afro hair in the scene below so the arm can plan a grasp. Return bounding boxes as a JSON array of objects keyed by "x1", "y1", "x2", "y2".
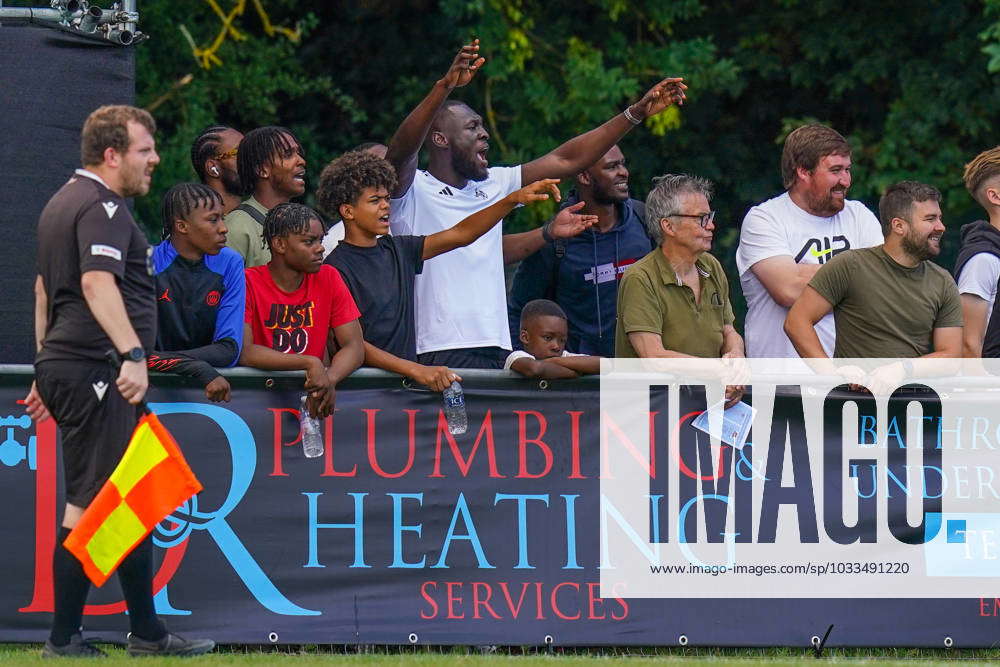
[{"x1": 317, "y1": 149, "x2": 570, "y2": 391}]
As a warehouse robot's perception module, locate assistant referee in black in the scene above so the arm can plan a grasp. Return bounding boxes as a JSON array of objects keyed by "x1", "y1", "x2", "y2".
[{"x1": 25, "y1": 105, "x2": 214, "y2": 658}]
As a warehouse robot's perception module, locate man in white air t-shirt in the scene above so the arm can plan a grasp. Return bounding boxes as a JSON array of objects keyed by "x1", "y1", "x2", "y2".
[
  {"x1": 385, "y1": 39, "x2": 688, "y2": 368},
  {"x1": 955, "y1": 146, "x2": 1000, "y2": 357},
  {"x1": 736, "y1": 124, "x2": 883, "y2": 358}
]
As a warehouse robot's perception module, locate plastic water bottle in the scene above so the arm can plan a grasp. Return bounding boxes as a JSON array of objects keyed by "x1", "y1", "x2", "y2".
[
  {"x1": 299, "y1": 395, "x2": 324, "y2": 458},
  {"x1": 443, "y1": 381, "x2": 468, "y2": 435}
]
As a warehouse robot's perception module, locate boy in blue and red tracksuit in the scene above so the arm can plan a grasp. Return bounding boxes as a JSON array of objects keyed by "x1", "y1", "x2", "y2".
[{"x1": 149, "y1": 183, "x2": 245, "y2": 401}]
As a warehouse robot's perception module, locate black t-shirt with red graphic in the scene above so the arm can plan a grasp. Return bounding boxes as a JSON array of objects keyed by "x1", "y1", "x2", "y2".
[{"x1": 36, "y1": 171, "x2": 155, "y2": 364}]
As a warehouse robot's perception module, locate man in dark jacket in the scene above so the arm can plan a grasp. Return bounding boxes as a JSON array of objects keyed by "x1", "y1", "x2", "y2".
[
  {"x1": 507, "y1": 145, "x2": 651, "y2": 356},
  {"x1": 955, "y1": 146, "x2": 1000, "y2": 357}
]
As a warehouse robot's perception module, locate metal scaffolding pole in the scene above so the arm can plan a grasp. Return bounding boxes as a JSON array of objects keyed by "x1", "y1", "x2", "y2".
[{"x1": 0, "y1": 0, "x2": 146, "y2": 46}]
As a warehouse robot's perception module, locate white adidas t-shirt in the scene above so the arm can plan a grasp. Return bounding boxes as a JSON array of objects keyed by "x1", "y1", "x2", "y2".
[
  {"x1": 390, "y1": 167, "x2": 522, "y2": 354},
  {"x1": 957, "y1": 252, "x2": 1000, "y2": 325},
  {"x1": 736, "y1": 192, "x2": 883, "y2": 358}
]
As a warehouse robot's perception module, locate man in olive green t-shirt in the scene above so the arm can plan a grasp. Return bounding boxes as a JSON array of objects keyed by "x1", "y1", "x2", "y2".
[
  {"x1": 615, "y1": 174, "x2": 744, "y2": 360},
  {"x1": 785, "y1": 180, "x2": 962, "y2": 359},
  {"x1": 224, "y1": 126, "x2": 307, "y2": 268}
]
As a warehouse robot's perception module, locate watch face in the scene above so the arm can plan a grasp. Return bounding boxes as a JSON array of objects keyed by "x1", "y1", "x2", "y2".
[{"x1": 128, "y1": 347, "x2": 144, "y2": 361}]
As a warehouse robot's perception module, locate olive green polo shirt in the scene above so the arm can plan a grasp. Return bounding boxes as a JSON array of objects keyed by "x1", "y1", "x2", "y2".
[
  {"x1": 224, "y1": 196, "x2": 270, "y2": 268},
  {"x1": 614, "y1": 249, "x2": 735, "y2": 358}
]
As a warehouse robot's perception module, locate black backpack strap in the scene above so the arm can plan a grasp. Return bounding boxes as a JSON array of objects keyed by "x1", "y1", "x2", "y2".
[
  {"x1": 631, "y1": 198, "x2": 646, "y2": 223},
  {"x1": 235, "y1": 202, "x2": 266, "y2": 225},
  {"x1": 544, "y1": 239, "x2": 566, "y2": 300},
  {"x1": 629, "y1": 198, "x2": 656, "y2": 247}
]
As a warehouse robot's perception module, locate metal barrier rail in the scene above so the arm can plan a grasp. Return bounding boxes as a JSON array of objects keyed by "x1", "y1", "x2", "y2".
[{"x1": 0, "y1": 364, "x2": 598, "y2": 390}]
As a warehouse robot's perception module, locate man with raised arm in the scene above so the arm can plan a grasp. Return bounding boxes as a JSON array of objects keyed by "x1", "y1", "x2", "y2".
[
  {"x1": 736, "y1": 124, "x2": 883, "y2": 358},
  {"x1": 386, "y1": 40, "x2": 686, "y2": 369}
]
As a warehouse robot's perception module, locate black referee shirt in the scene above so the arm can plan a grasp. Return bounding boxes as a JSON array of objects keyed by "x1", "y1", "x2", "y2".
[{"x1": 36, "y1": 171, "x2": 156, "y2": 364}]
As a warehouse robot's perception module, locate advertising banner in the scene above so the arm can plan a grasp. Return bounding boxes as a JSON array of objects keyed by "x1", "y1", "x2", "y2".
[
  {"x1": 602, "y1": 358, "x2": 1000, "y2": 603},
  {"x1": 3, "y1": 363, "x2": 1000, "y2": 647}
]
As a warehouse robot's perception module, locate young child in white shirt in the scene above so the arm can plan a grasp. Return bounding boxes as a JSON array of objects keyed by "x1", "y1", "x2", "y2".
[{"x1": 504, "y1": 299, "x2": 600, "y2": 378}]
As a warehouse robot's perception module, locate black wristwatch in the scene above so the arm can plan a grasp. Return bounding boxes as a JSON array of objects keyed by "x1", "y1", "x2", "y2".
[{"x1": 121, "y1": 346, "x2": 145, "y2": 363}]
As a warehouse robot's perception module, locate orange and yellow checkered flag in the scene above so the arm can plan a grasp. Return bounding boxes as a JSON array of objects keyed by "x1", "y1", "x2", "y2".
[{"x1": 64, "y1": 412, "x2": 202, "y2": 587}]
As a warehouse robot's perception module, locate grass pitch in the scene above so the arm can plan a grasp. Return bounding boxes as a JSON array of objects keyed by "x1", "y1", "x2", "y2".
[{"x1": 4, "y1": 644, "x2": 1000, "y2": 665}]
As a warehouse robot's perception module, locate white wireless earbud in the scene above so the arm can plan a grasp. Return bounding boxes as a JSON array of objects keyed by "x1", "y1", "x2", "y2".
[{"x1": 211, "y1": 166, "x2": 220, "y2": 176}]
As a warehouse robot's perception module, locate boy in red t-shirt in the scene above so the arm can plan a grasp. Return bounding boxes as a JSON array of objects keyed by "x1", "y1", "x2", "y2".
[{"x1": 241, "y1": 203, "x2": 364, "y2": 416}]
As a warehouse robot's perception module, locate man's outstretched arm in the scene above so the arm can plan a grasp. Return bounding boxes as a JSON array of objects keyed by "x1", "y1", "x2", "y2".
[
  {"x1": 363, "y1": 342, "x2": 460, "y2": 393},
  {"x1": 147, "y1": 346, "x2": 235, "y2": 403},
  {"x1": 423, "y1": 179, "x2": 586, "y2": 261},
  {"x1": 520, "y1": 77, "x2": 686, "y2": 184},
  {"x1": 385, "y1": 40, "x2": 485, "y2": 197},
  {"x1": 500, "y1": 202, "x2": 596, "y2": 264}
]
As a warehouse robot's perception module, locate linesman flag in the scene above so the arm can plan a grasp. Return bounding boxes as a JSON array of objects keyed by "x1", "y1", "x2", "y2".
[{"x1": 64, "y1": 412, "x2": 202, "y2": 587}]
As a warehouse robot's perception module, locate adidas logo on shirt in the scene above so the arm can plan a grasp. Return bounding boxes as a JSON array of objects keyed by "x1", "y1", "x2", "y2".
[{"x1": 438, "y1": 187, "x2": 454, "y2": 197}]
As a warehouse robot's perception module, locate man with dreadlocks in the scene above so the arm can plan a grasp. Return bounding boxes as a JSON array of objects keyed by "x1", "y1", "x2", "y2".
[
  {"x1": 148, "y1": 183, "x2": 245, "y2": 402},
  {"x1": 191, "y1": 125, "x2": 243, "y2": 215},
  {"x1": 240, "y1": 203, "x2": 364, "y2": 417},
  {"x1": 225, "y1": 126, "x2": 307, "y2": 268}
]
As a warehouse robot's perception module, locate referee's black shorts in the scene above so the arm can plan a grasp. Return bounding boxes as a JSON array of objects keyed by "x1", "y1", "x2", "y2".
[{"x1": 35, "y1": 359, "x2": 142, "y2": 507}]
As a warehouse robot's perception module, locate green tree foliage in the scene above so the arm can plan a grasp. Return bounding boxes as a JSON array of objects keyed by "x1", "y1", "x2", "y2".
[
  {"x1": 133, "y1": 1, "x2": 363, "y2": 230},
  {"x1": 136, "y1": 0, "x2": 1000, "y2": 323}
]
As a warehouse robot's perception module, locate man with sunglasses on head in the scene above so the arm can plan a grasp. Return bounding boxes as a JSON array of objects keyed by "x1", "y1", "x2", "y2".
[
  {"x1": 191, "y1": 125, "x2": 244, "y2": 215},
  {"x1": 736, "y1": 124, "x2": 882, "y2": 358},
  {"x1": 615, "y1": 174, "x2": 743, "y2": 363}
]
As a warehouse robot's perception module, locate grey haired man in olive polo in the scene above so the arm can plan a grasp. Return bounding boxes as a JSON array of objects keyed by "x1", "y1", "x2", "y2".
[{"x1": 614, "y1": 173, "x2": 745, "y2": 364}]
